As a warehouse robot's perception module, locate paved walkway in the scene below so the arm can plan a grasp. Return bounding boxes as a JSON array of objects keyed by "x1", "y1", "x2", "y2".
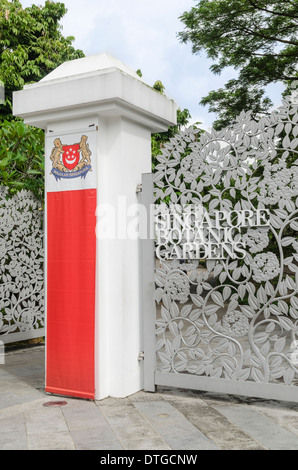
[{"x1": 1, "y1": 345, "x2": 298, "y2": 450}]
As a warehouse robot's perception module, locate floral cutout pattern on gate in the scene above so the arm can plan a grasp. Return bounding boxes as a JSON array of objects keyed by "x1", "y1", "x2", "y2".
[
  {"x1": 0, "y1": 188, "x2": 44, "y2": 338},
  {"x1": 153, "y1": 82, "x2": 298, "y2": 385}
]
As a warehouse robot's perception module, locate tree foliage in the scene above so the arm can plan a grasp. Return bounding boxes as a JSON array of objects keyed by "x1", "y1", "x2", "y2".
[
  {"x1": 151, "y1": 81, "x2": 198, "y2": 170},
  {"x1": 200, "y1": 80, "x2": 273, "y2": 131},
  {"x1": 178, "y1": 0, "x2": 298, "y2": 129},
  {"x1": 0, "y1": 0, "x2": 85, "y2": 199},
  {"x1": 134, "y1": 73, "x2": 197, "y2": 169},
  {"x1": 0, "y1": 2, "x2": 195, "y2": 198},
  {"x1": 0, "y1": 0, "x2": 84, "y2": 121},
  {"x1": 0, "y1": 119, "x2": 44, "y2": 199}
]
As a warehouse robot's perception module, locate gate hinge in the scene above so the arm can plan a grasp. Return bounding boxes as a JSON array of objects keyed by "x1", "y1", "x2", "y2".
[
  {"x1": 136, "y1": 184, "x2": 142, "y2": 193},
  {"x1": 138, "y1": 351, "x2": 145, "y2": 361}
]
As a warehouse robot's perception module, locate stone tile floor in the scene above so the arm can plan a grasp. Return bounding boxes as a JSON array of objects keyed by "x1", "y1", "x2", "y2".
[{"x1": 1, "y1": 344, "x2": 298, "y2": 450}]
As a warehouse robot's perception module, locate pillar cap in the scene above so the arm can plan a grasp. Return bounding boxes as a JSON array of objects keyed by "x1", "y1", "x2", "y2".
[
  {"x1": 39, "y1": 52, "x2": 143, "y2": 84},
  {"x1": 13, "y1": 52, "x2": 177, "y2": 132}
]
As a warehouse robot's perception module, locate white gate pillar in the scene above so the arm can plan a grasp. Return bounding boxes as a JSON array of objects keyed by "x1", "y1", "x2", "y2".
[{"x1": 13, "y1": 53, "x2": 176, "y2": 399}]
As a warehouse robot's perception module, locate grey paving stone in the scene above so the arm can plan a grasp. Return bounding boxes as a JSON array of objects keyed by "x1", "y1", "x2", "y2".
[
  {"x1": 162, "y1": 431, "x2": 219, "y2": 450},
  {"x1": 98, "y1": 397, "x2": 163, "y2": 447},
  {"x1": 99, "y1": 404, "x2": 147, "y2": 427},
  {"x1": 70, "y1": 424, "x2": 120, "y2": 449},
  {"x1": 206, "y1": 427, "x2": 266, "y2": 450},
  {"x1": 127, "y1": 390, "x2": 167, "y2": 402},
  {"x1": 98, "y1": 398, "x2": 152, "y2": 430},
  {"x1": 25, "y1": 405, "x2": 69, "y2": 435},
  {"x1": 0, "y1": 388, "x2": 44, "y2": 409},
  {"x1": 250, "y1": 400, "x2": 298, "y2": 437},
  {"x1": 134, "y1": 400, "x2": 218, "y2": 450},
  {"x1": 0, "y1": 369, "x2": 15, "y2": 380},
  {"x1": 134, "y1": 400, "x2": 202, "y2": 431},
  {"x1": 165, "y1": 395, "x2": 265, "y2": 450},
  {"x1": 0, "y1": 413, "x2": 28, "y2": 450},
  {"x1": 121, "y1": 437, "x2": 171, "y2": 450},
  {"x1": 2, "y1": 345, "x2": 298, "y2": 451},
  {"x1": 75, "y1": 439, "x2": 124, "y2": 450},
  {"x1": 164, "y1": 397, "x2": 232, "y2": 433},
  {"x1": 27, "y1": 431, "x2": 75, "y2": 450},
  {"x1": 63, "y1": 397, "x2": 122, "y2": 449},
  {"x1": 194, "y1": 390, "x2": 244, "y2": 407},
  {"x1": 0, "y1": 413, "x2": 25, "y2": 434},
  {"x1": 0, "y1": 397, "x2": 46, "y2": 419},
  {"x1": 214, "y1": 404, "x2": 298, "y2": 450},
  {"x1": 0, "y1": 431, "x2": 28, "y2": 450},
  {"x1": 97, "y1": 397, "x2": 131, "y2": 410},
  {"x1": 62, "y1": 400, "x2": 107, "y2": 430},
  {"x1": 134, "y1": 400, "x2": 174, "y2": 415},
  {"x1": 110, "y1": 422, "x2": 160, "y2": 441}
]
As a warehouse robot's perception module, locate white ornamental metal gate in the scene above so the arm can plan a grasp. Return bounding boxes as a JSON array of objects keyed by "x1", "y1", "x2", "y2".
[
  {"x1": 141, "y1": 83, "x2": 298, "y2": 402},
  {"x1": 0, "y1": 188, "x2": 44, "y2": 344}
]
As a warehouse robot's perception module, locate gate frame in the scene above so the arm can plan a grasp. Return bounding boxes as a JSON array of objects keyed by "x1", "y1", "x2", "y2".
[
  {"x1": 140, "y1": 173, "x2": 156, "y2": 392},
  {"x1": 141, "y1": 173, "x2": 298, "y2": 403}
]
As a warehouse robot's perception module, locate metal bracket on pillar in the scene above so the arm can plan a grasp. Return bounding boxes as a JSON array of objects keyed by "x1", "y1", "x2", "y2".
[
  {"x1": 136, "y1": 184, "x2": 142, "y2": 193},
  {"x1": 138, "y1": 351, "x2": 145, "y2": 361}
]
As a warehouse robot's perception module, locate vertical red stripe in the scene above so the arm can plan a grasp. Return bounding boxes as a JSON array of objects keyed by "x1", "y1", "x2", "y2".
[{"x1": 46, "y1": 189, "x2": 96, "y2": 399}]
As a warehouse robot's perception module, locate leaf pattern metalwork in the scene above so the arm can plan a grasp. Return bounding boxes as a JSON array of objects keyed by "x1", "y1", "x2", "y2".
[
  {"x1": 0, "y1": 188, "x2": 44, "y2": 339},
  {"x1": 154, "y1": 82, "x2": 298, "y2": 386}
]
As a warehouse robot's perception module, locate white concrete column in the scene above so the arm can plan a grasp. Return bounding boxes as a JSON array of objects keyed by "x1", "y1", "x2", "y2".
[
  {"x1": 13, "y1": 52, "x2": 177, "y2": 399},
  {"x1": 96, "y1": 116, "x2": 154, "y2": 398}
]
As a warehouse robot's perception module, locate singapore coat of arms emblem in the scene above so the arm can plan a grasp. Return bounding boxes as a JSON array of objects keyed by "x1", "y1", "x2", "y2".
[{"x1": 49, "y1": 135, "x2": 92, "y2": 181}]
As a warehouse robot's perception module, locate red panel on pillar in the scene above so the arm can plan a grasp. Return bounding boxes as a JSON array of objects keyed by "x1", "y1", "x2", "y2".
[{"x1": 46, "y1": 188, "x2": 96, "y2": 399}]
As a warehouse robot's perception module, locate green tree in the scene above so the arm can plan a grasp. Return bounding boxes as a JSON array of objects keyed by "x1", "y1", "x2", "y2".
[
  {"x1": 134, "y1": 73, "x2": 198, "y2": 169},
  {"x1": 151, "y1": 80, "x2": 198, "y2": 169},
  {"x1": 0, "y1": 0, "x2": 85, "y2": 199},
  {"x1": 199, "y1": 80, "x2": 273, "y2": 131},
  {"x1": 0, "y1": 119, "x2": 44, "y2": 199},
  {"x1": 0, "y1": 0, "x2": 84, "y2": 120},
  {"x1": 152, "y1": 106, "x2": 193, "y2": 162},
  {"x1": 178, "y1": 0, "x2": 298, "y2": 129}
]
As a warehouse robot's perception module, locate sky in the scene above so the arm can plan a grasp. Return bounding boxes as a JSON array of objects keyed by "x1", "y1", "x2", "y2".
[{"x1": 20, "y1": 0, "x2": 283, "y2": 131}]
